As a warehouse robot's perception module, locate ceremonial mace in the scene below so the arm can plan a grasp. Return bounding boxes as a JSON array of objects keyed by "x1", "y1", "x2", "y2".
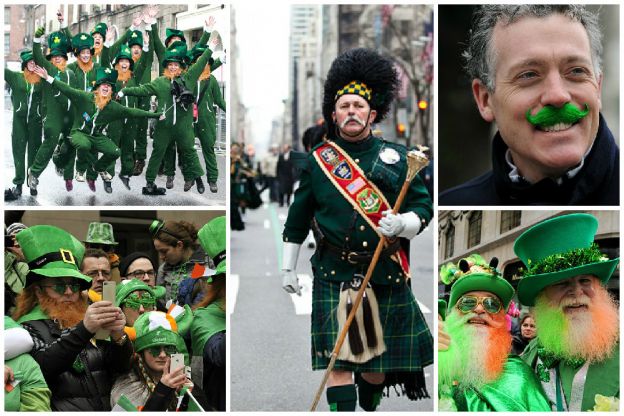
[{"x1": 310, "y1": 146, "x2": 430, "y2": 411}]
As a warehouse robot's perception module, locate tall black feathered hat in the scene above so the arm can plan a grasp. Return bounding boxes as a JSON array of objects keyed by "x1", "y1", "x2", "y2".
[{"x1": 322, "y1": 48, "x2": 399, "y2": 138}]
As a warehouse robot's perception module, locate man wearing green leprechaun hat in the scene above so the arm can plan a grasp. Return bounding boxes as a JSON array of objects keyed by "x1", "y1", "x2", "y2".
[
  {"x1": 11, "y1": 225, "x2": 133, "y2": 411},
  {"x1": 32, "y1": 64, "x2": 162, "y2": 193},
  {"x1": 115, "y1": 279, "x2": 166, "y2": 327},
  {"x1": 514, "y1": 213, "x2": 619, "y2": 412},
  {"x1": 438, "y1": 254, "x2": 551, "y2": 411},
  {"x1": 84, "y1": 222, "x2": 122, "y2": 283}
]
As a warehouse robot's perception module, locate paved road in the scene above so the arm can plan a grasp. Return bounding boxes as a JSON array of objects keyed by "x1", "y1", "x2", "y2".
[{"x1": 230, "y1": 197, "x2": 434, "y2": 411}]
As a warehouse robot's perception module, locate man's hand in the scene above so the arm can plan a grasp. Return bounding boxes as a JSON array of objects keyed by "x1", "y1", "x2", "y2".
[
  {"x1": 281, "y1": 270, "x2": 302, "y2": 296},
  {"x1": 142, "y1": 5, "x2": 159, "y2": 25},
  {"x1": 205, "y1": 16, "x2": 216, "y2": 31},
  {"x1": 438, "y1": 314, "x2": 451, "y2": 351},
  {"x1": 32, "y1": 65, "x2": 49, "y2": 81},
  {"x1": 83, "y1": 301, "x2": 124, "y2": 334},
  {"x1": 35, "y1": 27, "x2": 45, "y2": 38},
  {"x1": 160, "y1": 357, "x2": 187, "y2": 391},
  {"x1": 105, "y1": 26, "x2": 115, "y2": 43},
  {"x1": 377, "y1": 210, "x2": 406, "y2": 237},
  {"x1": 4, "y1": 365, "x2": 14, "y2": 386},
  {"x1": 132, "y1": 13, "x2": 143, "y2": 28}
]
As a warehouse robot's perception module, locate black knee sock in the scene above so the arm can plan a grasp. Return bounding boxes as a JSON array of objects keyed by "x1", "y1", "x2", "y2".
[
  {"x1": 357, "y1": 376, "x2": 384, "y2": 411},
  {"x1": 326, "y1": 384, "x2": 357, "y2": 412}
]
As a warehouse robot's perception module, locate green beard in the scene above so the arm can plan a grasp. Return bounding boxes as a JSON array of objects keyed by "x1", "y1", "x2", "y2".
[{"x1": 533, "y1": 295, "x2": 570, "y2": 359}]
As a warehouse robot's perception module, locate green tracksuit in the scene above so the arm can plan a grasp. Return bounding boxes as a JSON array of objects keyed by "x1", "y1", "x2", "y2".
[
  {"x1": 5, "y1": 69, "x2": 44, "y2": 185},
  {"x1": 132, "y1": 29, "x2": 155, "y2": 163}
]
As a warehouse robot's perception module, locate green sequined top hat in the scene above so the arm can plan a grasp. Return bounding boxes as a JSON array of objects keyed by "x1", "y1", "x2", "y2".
[
  {"x1": 113, "y1": 45, "x2": 134, "y2": 71},
  {"x1": 440, "y1": 254, "x2": 515, "y2": 311},
  {"x1": 91, "y1": 22, "x2": 108, "y2": 38},
  {"x1": 514, "y1": 213, "x2": 619, "y2": 307},
  {"x1": 131, "y1": 311, "x2": 184, "y2": 352},
  {"x1": 15, "y1": 225, "x2": 91, "y2": 289},
  {"x1": 187, "y1": 45, "x2": 214, "y2": 66},
  {"x1": 46, "y1": 31, "x2": 71, "y2": 60},
  {"x1": 162, "y1": 41, "x2": 190, "y2": 69},
  {"x1": 115, "y1": 279, "x2": 165, "y2": 307},
  {"x1": 198, "y1": 216, "x2": 226, "y2": 276},
  {"x1": 127, "y1": 30, "x2": 144, "y2": 48},
  {"x1": 71, "y1": 32, "x2": 95, "y2": 55},
  {"x1": 164, "y1": 28, "x2": 186, "y2": 47},
  {"x1": 84, "y1": 222, "x2": 118, "y2": 245},
  {"x1": 20, "y1": 49, "x2": 34, "y2": 70}
]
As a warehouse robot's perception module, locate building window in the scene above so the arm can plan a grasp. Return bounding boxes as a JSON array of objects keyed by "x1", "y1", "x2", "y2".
[
  {"x1": 4, "y1": 7, "x2": 10, "y2": 24},
  {"x1": 467, "y1": 211, "x2": 482, "y2": 248},
  {"x1": 500, "y1": 211, "x2": 521, "y2": 233},
  {"x1": 5, "y1": 33, "x2": 10, "y2": 53},
  {"x1": 444, "y1": 223, "x2": 455, "y2": 259}
]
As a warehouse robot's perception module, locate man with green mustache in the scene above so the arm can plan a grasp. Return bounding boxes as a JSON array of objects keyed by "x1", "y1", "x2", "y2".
[{"x1": 440, "y1": 5, "x2": 618, "y2": 205}]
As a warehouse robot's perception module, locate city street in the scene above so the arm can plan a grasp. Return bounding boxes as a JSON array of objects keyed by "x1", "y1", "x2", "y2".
[
  {"x1": 4, "y1": 105, "x2": 226, "y2": 206},
  {"x1": 230, "y1": 194, "x2": 434, "y2": 411}
]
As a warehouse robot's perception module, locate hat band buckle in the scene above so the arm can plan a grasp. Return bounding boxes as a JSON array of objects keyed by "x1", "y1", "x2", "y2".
[{"x1": 60, "y1": 249, "x2": 76, "y2": 265}]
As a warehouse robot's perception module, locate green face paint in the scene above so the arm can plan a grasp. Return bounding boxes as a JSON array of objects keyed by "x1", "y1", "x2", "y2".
[{"x1": 525, "y1": 103, "x2": 590, "y2": 128}]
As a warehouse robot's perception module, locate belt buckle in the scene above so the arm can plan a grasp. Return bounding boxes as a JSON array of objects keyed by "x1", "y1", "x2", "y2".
[{"x1": 347, "y1": 252, "x2": 359, "y2": 265}]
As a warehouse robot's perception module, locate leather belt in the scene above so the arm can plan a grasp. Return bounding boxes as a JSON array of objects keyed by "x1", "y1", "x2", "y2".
[{"x1": 319, "y1": 238, "x2": 401, "y2": 265}]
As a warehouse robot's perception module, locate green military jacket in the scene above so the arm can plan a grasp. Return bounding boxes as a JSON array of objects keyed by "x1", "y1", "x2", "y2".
[
  {"x1": 49, "y1": 77, "x2": 161, "y2": 136},
  {"x1": 5, "y1": 68, "x2": 43, "y2": 122},
  {"x1": 121, "y1": 46, "x2": 213, "y2": 129},
  {"x1": 522, "y1": 338, "x2": 620, "y2": 411},
  {"x1": 32, "y1": 39, "x2": 75, "y2": 119},
  {"x1": 283, "y1": 136, "x2": 433, "y2": 285}
]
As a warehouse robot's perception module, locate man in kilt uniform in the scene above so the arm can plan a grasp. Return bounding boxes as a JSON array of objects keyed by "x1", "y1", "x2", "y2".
[{"x1": 281, "y1": 48, "x2": 433, "y2": 411}]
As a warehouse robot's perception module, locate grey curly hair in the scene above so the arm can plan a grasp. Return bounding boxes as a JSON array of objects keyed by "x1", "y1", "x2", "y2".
[{"x1": 463, "y1": 5, "x2": 603, "y2": 91}]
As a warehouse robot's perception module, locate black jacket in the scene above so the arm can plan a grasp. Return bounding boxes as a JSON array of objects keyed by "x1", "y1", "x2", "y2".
[
  {"x1": 439, "y1": 114, "x2": 619, "y2": 205},
  {"x1": 22, "y1": 320, "x2": 134, "y2": 411}
]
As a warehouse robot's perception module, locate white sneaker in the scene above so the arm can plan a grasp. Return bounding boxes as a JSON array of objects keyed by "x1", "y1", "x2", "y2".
[
  {"x1": 99, "y1": 171, "x2": 113, "y2": 181},
  {"x1": 75, "y1": 171, "x2": 86, "y2": 182}
]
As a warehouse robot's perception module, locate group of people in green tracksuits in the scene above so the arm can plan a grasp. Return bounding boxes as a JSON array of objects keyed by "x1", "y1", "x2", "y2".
[{"x1": 5, "y1": 5, "x2": 226, "y2": 199}]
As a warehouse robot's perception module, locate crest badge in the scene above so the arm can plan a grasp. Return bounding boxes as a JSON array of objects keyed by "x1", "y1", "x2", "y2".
[
  {"x1": 320, "y1": 147, "x2": 339, "y2": 165},
  {"x1": 357, "y1": 188, "x2": 381, "y2": 214},
  {"x1": 332, "y1": 161, "x2": 352, "y2": 180}
]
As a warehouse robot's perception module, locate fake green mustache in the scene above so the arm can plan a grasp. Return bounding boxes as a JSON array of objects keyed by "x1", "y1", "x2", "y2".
[{"x1": 525, "y1": 103, "x2": 589, "y2": 128}]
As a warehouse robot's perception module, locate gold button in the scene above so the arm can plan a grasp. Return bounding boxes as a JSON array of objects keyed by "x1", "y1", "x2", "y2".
[
  {"x1": 362, "y1": 241, "x2": 368, "y2": 247},
  {"x1": 331, "y1": 270, "x2": 336, "y2": 275},
  {"x1": 355, "y1": 158, "x2": 360, "y2": 163},
  {"x1": 324, "y1": 273, "x2": 328, "y2": 277},
  {"x1": 345, "y1": 237, "x2": 349, "y2": 241},
  {"x1": 387, "y1": 275, "x2": 392, "y2": 279},
  {"x1": 359, "y1": 225, "x2": 365, "y2": 231},
  {"x1": 396, "y1": 278, "x2": 400, "y2": 283},
  {"x1": 320, "y1": 266, "x2": 324, "y2": 270}
]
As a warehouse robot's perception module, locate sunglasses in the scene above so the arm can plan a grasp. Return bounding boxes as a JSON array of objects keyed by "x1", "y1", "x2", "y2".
[
  {"x1": 146, "y1": 345, "x2": 177, "y2": 357},
  {"x1": 456, "y1": 295, "x2": 503, "y2": 314},
  {"x1": 122, "y1": 293, "x2": 156, "y2": 310},
  {"x1": 40, "y1": 283, "x2": 82, "y2": 295},
  {"x1": 149, "y1": 220, "x2": 183, "y2": 241},
  {"x1": 126, "y1": 269, "x2": 155, "y2": 280}
]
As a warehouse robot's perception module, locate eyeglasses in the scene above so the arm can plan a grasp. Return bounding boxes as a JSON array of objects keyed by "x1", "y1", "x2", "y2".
[
  {"x1": 84, "y1": 269, "x2": 112, "y2": 279},
  {"x1": 149, "y1": 220, "x2": 183, "y2": 241},
  {"x1": 40, "y1": 283, "x2": 82, "y2": 295},
  {"x1": 146, "y1": 345, "x2": 177, "y2": 357},
  {"x1": 455, "y1": 295, "x2": 503, "y2": 314},
  {"x1": 127, "y1": 269, "x2": 155, "y2": 280},
  {"x1": 122, "y1": 293, "x2": 156, "y2": 310}
]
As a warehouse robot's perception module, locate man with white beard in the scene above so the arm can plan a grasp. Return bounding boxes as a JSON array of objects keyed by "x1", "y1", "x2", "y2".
[
  {"x1": 514, "y1": 213, "x2": 620, "y2": 412},
  {"x1": 438, "y1": 254, "x2": 550, "y2": 411}
]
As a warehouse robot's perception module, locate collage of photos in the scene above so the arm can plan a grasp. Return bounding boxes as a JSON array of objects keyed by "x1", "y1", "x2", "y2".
[{"x1": 2, "y1": 1, "x2": 621, "y2": 415}]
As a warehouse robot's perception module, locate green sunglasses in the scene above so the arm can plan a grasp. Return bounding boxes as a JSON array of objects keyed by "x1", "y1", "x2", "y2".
[
  {"x1": 146, "y1": 345, "x2": 177, "y2": 357},
  {"x1": 40, "y1": 283, "x2": 82, "y2": 295},
  {"x1": 149, "y1": 220, "x2": 183, "y2": 241},
  {"x1": 122, "y1": 293, "x2": 156, "y2": 310},
  {"x1": 456, "y1": 295, "x2": 503, "y2": 314}
]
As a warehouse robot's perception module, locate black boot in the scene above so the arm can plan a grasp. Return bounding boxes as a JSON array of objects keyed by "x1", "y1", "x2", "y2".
[
  {"x1": 183, "y1": 179, "x2": 194, "y2": 192},
  {"x1": 208, "y1": 178, "x2": 218, "y2": 193},
  {"x1": 119, "y1": 175, "x2": 131, "y2": 190},
  {"x1": 132, "y1": 159, "x2": 145, "y2": 176},
  {"x1": 142, "y1": 181, "x2": 166, "y2": 195},
  {"x1": 326, "y1": 384, "x2": 357, "y2": 412},
  {"x1": 104, "y1": 181, "x2": 113, "y2": 193},
  {"x1": 357, "y1": 375, "x2": 384, "y2": 411},
  {"x1": 166, "y1": 176, "x2": 174, "y2": 189},
  {"x1": 27, "y1": 169, "x2": 38, "y2": 196},
  {"x1": 12, "y1": 184, "x2": 22, "y2": 198},
  {"x1": 196, "y1": 177, "x2": 205, "y2": 194}
]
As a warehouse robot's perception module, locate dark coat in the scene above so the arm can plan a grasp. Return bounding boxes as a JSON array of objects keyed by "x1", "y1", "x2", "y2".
[
  {"x1": 276, "y1": 152, "x2": 296, "y2": 194},
  {"x1": 439, "y1": 114, "x2": 619, "y2": 205}
]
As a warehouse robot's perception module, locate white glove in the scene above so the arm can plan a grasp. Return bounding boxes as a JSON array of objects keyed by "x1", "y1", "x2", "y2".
[
  {"x1": 46, "y1": 75, "x2": 54, "y2": 84},
  {"x1": 5, "y1": 326, "x2": 34, "y2": 360},
  {"x1": 377, "y1": 210, "x2": 421, "y2": 239},
  {"x1": 281, "y1": 242, "x2": 302, "y2": 296},
  {"x1": 117, "y1": 91, "x2": 125, "y2": 99}
]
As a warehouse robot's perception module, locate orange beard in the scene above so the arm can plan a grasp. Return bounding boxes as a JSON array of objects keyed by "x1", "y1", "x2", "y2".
[
  {"x1": 94, "y1": 90, "x2": 112, "y2": 110},
  {"x1": 163, "y1": 67, "x2": 181, "y2": 80},
  {"x1": 199, "y1": 66, "x2": 211, "y2": 81},
  {"x1": 23, "y1": 70, "x2": 41, "y2": 84},
  {"x1": 77, "y1": 58, "x2": 94, "y2": 74},
  {"x1": 94, "y1": 44, "x2": 103, "y2": 57},
  {"x1": 115, "y1": 63, "x2": 133, "y2": 82},
  {"x1": 52, "y1": 60, "x2": 67, "y2": 73},
  {"x1": 132, "y1": 54, "x2": 141, "y2": 63},
  {"x1": 38, "y1": 293, "x2": 88, "y2": 329}
]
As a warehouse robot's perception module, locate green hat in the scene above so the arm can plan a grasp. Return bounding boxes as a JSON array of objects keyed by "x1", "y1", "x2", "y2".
[
  {"x1": 198, "y1": 216, "x2": 226, "y2": 276},
  {"x1": 15, "y1": 225, "x2": 91, "y2": 289},
  {"x1": 84, "y1": 222, "x2": 118, "y2": 245},
  {"x1": 515, "y1": 213, "x2": 618, "y2": 307},
  {"x1": 113, "y1": 45, "x2": 134, "y2": 71},
  {"x1": 188, "y1": 45, "x2": 214, "y2": 66},
  {"x1": 440, "y1": 254, "x2": 514, "y2": 311},
  {"x1": 132, "y1": 311, "x2": 184, "y2": 352},
  {"x1": 91, "y1": 22, "x2": 108, "y2": 38},
  {"x1": 20, "y1": 49, "x2": 34, "y2": 70},
  {"x1": 72, "y1": 32, "x2": 95, "y2": 56},
  {"x1": 127, "y1": 30, "x2": 144, "y2": 48},
  {"x1": 92, "y1": 67, "x2": 118, "y2": 92},
  {"x1": 46, "y1": 31, "x2": 70, "y2": 60},
  {"x1": 115, "y1": 279, "x2": 165, "y2": 307},
  {"x1": 162, "y1": 41, "x2": 188, "y2": 69},
  {"x1": 165, "y1": 28, "x2": 186, "y2": 46}
]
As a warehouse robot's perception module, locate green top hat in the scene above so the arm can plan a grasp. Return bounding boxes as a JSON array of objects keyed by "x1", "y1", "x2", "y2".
[
  {"x1": 132, "y1": 311, "x2": 184, "y2": 352},
  {"x1": 84, "y1": 222, "x2": 118, "y2": 245},
  {"x1": 46, "y1": 31, "x2": 70, "y2": 60},
  {"x1": 187, "y1": 45, "x2": 214, "y2": 66},
  {"x1": 440, "y1": 254, "x2": 514, "y2": 312},
  {"x1": 20, "y1": 49, "x2": 34, "y2": 70},
  {"x1": 115, "y1": 279, "x2": 165, "y2": 307},
  {"x1": 15, "y1": 225, "x2": 91, "y2": 289},
  {"x1": 127, "y1": 30, "x2": 144, "y2": 48},
  {"x1": 515, "y1": 213, "x2": 618, "y2": 306},
  {"x1": 72, "y1": 33, "x2": 95, "y2": 55},
  {"x1": 113, "y1": 45, "x2": 134, "y2": 71},
  {"x1": 198, "y1": 216, "x2": 226, "y2": 275},
  {"x1": 162, "y1": 41, "x2": 189, "y2": 69},
  {"x1": 91, "y1": 22, "x2": 108, "y2": 38},
  {"x1": 165, "y1": 28, "x2": 186, "y2": 47}
]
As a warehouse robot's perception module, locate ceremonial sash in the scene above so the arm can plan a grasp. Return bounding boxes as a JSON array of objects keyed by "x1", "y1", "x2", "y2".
[{"x1": 313, "y1": 141, "x2": 410, "y2": 277}]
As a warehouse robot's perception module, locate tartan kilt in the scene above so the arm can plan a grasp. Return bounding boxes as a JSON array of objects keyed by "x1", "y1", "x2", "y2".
[{"x1": 311, "y1": 276, "x2": 433, "y2": 372}]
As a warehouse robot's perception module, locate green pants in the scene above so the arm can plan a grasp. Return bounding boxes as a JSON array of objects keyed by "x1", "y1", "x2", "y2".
[
  {"x1": 70, "y1": 131, "x2": 121, "y2": 174},
  {"x1": 29, "y1": 112, "x2": 73, "y2": 177},
  {"x1": 146, "y1": 120, "x2": 204, "y2": 183},
  {"x1": 195, "y1": 111, "x2": 219, "y2": 182},
  {"x1": 12, "y1": 114, "x2": 42, "y2": 185},
  {"x1": 52, "y1": 135, "x2": 77, "y2": 180},
  {"x1": 107, "y1": 118, "x2": 137, "y2": 177},
  {"x1": 133, "y1": 97, "x2": 151, "y2": 161},
  {"x1": 163, "y1": 140, "x2": 178, "y2": 177}
]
